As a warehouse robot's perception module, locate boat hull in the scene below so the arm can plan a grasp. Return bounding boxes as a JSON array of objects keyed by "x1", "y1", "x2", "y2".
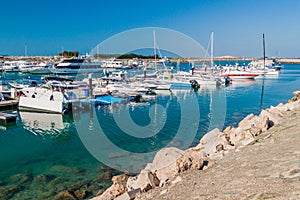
[
  {"x1": 18, "y1": 96, "x2": 65, "y2": 114},
  {"x1": 50, "y1": 68, "x2": 102, "y2": 75},
  {"x1": 18, "y1": 88, "x2": 70, "y2": 114},
  {"x1": 222, "y1": 72, "x2": 259, "y2": 79}
]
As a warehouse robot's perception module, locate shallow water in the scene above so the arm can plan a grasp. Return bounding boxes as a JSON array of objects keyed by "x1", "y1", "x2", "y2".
[{"x1": 0, "y1": 63, "x2": 299, "y2": 199}]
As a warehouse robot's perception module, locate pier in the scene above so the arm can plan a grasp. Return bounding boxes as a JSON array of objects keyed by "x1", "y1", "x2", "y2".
[
  {"x1": 0, "y1": 99, "x2": 19, "y2": 111},
  {"x1": 0, "y1": 112, "x2": 17, "y2": 126}
]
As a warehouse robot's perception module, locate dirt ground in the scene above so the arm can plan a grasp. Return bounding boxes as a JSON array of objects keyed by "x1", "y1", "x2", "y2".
[{"x1": 136, "y1": 107, "x2": 300, "y2": 200}]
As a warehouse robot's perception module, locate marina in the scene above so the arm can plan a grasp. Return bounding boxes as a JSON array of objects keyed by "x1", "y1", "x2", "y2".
[
  {"x1": 0, "y1": 56, "x2": 285, "y2": 115},
  {"x1": 1, "y1": 0, "x2": 300, "y2": 199},
  {"x1": 0, "y1": 59, "x2": 299, "y2": 199}
]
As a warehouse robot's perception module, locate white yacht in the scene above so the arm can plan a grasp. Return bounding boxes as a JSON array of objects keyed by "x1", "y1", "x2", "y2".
[
  {"x1": 18, "y1": 61, "x2": 35, "y2": 73},
  {"x1": 50, "y1": 58, "x2": 102, "y2": 74},
  {"x1": 101, "y1": 58, "x2": 126, "y2": 69},
  {"x1": 28, "y1": 62, "x2": 53, "y2": 74},
  {"x1": 2, "y1": 61, "x2": 20, "y2": 72},
  {"x1": 18, "y1": 87, "x2": 72, "y2": 114}
]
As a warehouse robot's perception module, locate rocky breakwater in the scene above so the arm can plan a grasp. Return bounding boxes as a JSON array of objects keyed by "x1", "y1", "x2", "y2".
[{"x1": 91, "y1": 90, "x2": 300, "y2": 200}]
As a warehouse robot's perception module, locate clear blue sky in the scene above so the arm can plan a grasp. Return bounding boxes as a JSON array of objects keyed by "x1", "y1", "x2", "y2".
[{"x1": 1, "y1": 0, "x2": 299, "y2": 57}]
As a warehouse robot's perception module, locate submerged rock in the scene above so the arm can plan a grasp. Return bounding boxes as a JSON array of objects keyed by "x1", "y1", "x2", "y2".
[
  {"x1": 74, "y1": 189, "x2": 88, "y2": 199},
  {"x1": 33, "y1": 174, "x2": 55, "y2": 183},
  {"x1": 67, "y1": 179, "x2": 91, "y2": 192},
  {"x1": 9, "y1": 173, "x2": 32, "y2": 184},
  {"x1": 50, "y1": 177, "x2": 69, "y2": 185},
  {"x1": 0, "y1": 181, "x2": 4, "y2": 186},
  {"x1": 49, "y1": 165, "x2": 86, "y2": 174},
  {"x1": 97, "y1": 171, "x2": 114, "y2": 182},
  {"x1": 0, "y1": 184, "x2": 23, "y2": 199}
]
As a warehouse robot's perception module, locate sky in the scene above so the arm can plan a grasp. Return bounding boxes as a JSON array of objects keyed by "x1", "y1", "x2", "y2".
[{"x1": 1, "y1": 0, "x2": 300, "y2": 58}]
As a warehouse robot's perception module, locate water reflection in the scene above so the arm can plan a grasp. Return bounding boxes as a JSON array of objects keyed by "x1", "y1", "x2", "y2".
[
  {"x1": 18, "y1": 111, "x2": 74, "y2": 141},
  {"x1": 74, "y1": 87, "x2": 225, "y2": 173}
]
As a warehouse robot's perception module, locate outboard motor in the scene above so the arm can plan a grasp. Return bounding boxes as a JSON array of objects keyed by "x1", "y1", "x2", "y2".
[
  {"x1": 224, "y1": 76, "x2": 232, "y2": 85},
  {"x1": 190, "y1": 80, "x2": 200, "y2": 89}
]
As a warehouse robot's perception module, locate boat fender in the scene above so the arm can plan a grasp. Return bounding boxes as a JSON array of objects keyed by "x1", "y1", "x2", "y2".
[{"x1": 17, "y1": 91, "x2": 22, "y2": 97}]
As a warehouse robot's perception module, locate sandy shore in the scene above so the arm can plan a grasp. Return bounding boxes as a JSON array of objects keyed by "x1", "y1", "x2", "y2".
[{"x1": 137, "y1": 103, "x2": 300, "y2": 199}]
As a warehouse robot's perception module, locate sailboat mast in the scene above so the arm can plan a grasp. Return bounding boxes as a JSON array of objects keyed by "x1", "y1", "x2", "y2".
[
  {"x1": 210, "y1": 32, "x2": 214, "y2": 68},
  {"x1": 25, "y1": 45, "x2": 27, "y2": 57},
  {"x1": 153, "y1": 30, "x2": 157, "y2": 69},
  {"x1": 263, "y1": 33, "x2": 266, "y2": 70}
]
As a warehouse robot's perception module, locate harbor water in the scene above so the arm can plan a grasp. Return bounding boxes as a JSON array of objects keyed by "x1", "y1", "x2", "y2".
[{"x1": 0, "y1": 63, "x2": 300, "y2": 199}]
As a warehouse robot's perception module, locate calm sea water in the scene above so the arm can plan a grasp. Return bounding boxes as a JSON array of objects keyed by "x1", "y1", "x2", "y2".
[{"x1": 0, "y1": 63, "x2": 299, "y2": 199}]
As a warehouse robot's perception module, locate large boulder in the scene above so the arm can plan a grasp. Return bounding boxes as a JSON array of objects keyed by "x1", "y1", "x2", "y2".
[
  {"x1": 112, "y1": 173, "x2": 130, "y2": 185},
  {"x1": 228, "y1": 125, "x2": 260, "y2": 147},
  {"x1": 268, "y1": 106, "x2": 284, "y2": 117},
  {"x1": 195, "y1": 128, "x2": 228, "y2": 156},
  {"x1": 222, "y1": 126, "x2": 235, "y2": 145},
  {"x1": 290, "y1": 90, "x2": 300, "y2": 102},
  {"x1": 126, "y1": 169, "x2": 159, "y2": 192},
  {"x1": 114, "y1": 188, "x2": 141, "y2": 200},
  {"x1": 285, "y1": 100, "x2": 300, "y2": 111},
  {"x1": 92, "y1": 174, "x2": 129, "y2": 200},
  {"x1": 238, "y1": 113, "x2": 269, "y2": 132},
  {"x1": 53, "y1": 190, "x2": 77, "y2": 200},
  {"x1": 238, "y1": 113, "x2": 256, "y2": 127},
  {"x1": 148, "y1": 147, "x2": 184, "y2": 183},
  {"x1": 275, "y1": 103, "x2": 287, "y2": 112},
  {"x1": 92, "y1": 183, "x2": 126, "y2": 200},
  {"x1": 259, "y1": 109, "x2": 282, "y2": 127},
  {"x1": 176, "y1": 150, "x2": 205, "y2": 173}
]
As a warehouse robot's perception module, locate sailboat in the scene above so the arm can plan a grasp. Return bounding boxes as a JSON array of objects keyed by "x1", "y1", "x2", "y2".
[
  {"x1": 191, "y1": 32, "x2": 230, "y2": 85},
  {"x1": 248, "y1": 34, "x2": 281, "y2": 77},
  {"x1": 155, "y1": 32, "x2": 222, "y2": 87}
]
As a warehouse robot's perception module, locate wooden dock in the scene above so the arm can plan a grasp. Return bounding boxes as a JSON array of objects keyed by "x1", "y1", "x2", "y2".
[
  {"x1": 0, "y1": 112, "x2": 17, "y2": 126},
  {"x1": 0, "y1": 99, "x2": 19, "y2": 111}
]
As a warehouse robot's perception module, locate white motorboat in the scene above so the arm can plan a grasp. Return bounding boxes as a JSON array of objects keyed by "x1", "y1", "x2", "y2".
[
  {"x1": 221, "y1": 70, "x2": 259, "y2": 79},
  {"x1": 2, "y1": 61, "x2": 20, "y2": 72},
  {"x1": 50, "y1": 58, "x2": 102, "y2": 74},
  {"x1": 42, "y1": 76, "x2": 79, "y2": 90},
  {"x1": 101, "y1": 70, "x2": 129, "y2": 83},
  {"x1": 28, "y1": 62, "x2": 53, "y2": 74},
  {"x1": 18, "y1": 61, "x2": 35, "y2": 73},
  {"x1": 141, "y1": 79, "x2": 171, "y2": 90},
  {"x1": 101, "y1": 58, "x2": 125, "y2": 69},
  {"x1": 7, "y1": 81, "x2": 30, "y2": 89},
  {"x1": 134, "y1": 71, "x2": 158, "y2": 79},
  {"x1": 18, "y1": 87, "x2": 72, "y2": 114}
]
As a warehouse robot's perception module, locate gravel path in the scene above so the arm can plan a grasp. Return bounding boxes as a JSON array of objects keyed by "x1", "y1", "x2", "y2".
[{"x1": 137, "y1": 108, "x2": 300, "y2": 200}]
